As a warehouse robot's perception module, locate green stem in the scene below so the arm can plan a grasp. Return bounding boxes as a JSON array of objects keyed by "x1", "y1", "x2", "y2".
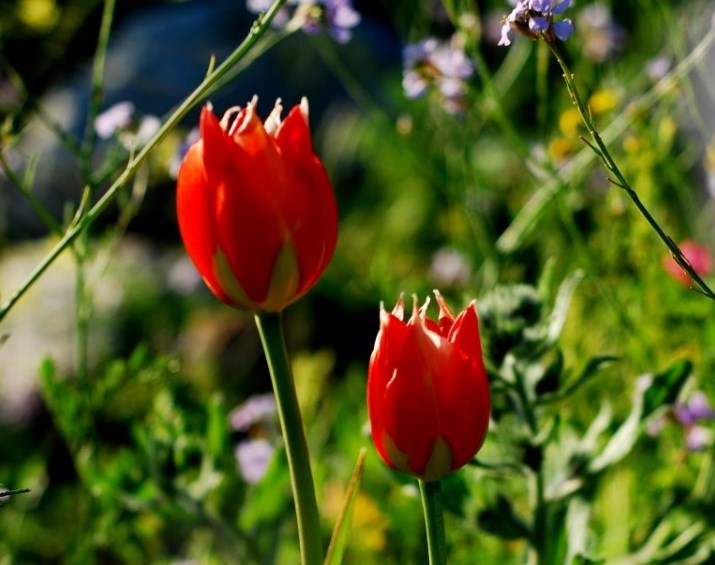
[
  {"x1": 419, "y1": 479, "x2": 447, "y2": 565},
  {"x1": 0, "y1": 0, "x2": 289, "y2": 324},
  {"x1": 255, "y1": 312, "x2": 323, "y2": 565},
  {"x1": 80, "y1": 0, "x2": 116, "y2": 181},
  {"x1": 547, "y1": 41, "x2": 715, "y2": 302}
]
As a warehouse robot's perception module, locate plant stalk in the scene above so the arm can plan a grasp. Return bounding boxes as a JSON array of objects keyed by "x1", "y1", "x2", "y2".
[
  {"x1": 255, "y1": 312, "x2": 323, "y2": 565},
  {"x1": 419, "y1": 479, "x2": 447, "y2": 565},
  {"x1": 547, "y1": 41, "x2": 715, "y2": 302}
]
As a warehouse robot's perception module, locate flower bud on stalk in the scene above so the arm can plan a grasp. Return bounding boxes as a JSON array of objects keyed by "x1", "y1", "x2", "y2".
[
  {"x1": 176, "y1": 97, "x2": 338, "y2": 312},
  {"x1": 367, "y1": 291, "x2": 491, "y2": 481}
]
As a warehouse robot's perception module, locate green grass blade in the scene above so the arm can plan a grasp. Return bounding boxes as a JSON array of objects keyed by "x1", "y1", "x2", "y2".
[{"x1": 324, "y1": 448, "x2": 367, "y2": 565}]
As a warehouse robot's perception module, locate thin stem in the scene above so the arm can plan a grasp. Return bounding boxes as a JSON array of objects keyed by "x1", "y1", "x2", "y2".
[
  {"x1": 419, "y1": 479, "x2": 447, "y2": 565},
  {"x1": 254, "y1": 312, "x2": 323, "y2": 565},
  {"x1": 0, "y1": 0, "x2": 288, "y2": 323},
  {"x1": 0, "y1": 488, "x2": 31, "y2": 498},
  {"x1": 547, "y1": 41, "x2": 715, "y2": 302},
  {"x1": 80, "y1": 0, "x2": 116, "y2": 181}
]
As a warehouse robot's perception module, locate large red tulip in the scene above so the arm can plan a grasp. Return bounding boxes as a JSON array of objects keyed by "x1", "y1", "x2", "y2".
[
  {"x1": 176, "y1": 97, "x2": 337, "y2": 312},
  {"x1": 367, "y1": 291, "x2": 490, "y2": 481}
]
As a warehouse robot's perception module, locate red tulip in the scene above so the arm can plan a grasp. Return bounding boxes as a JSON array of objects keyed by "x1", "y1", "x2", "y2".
[
  {"x1": 176, "y1": 97, "x2": 338, "y2": 312},
  {"x1": 367, "y1": 291, "x2": 490, "y2": 481},
  {"x1": 663, "y1": 240, "x2": 712, "y2": 286}
]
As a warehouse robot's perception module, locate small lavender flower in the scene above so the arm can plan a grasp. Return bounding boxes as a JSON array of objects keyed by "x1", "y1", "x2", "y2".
[
  {"x1": 300, "y1": 0, "x2": 361, "y2": 43},
  {"x1": 229, "y1": 393, "x2": 277, "y2": 432},
  {"x1": 646, "y1": 57, "x2": 671, "y2": 82},
  {"x1": 577, "y1": 3, "x2": 626, "y2": 62},
  {"x1": 236, "y1": 438, "x2": 274, "y2": 484},
  {"x1": 429, "y1": 248, "x2": 471, "y2": 288},
  {"x1": 246, "y1": 0, "x2": 360, "y2": 43},
  {"x1": 95, "y1": 101, "x2": 135, "y2": 139},
  {"x1": 134, "y1": 115, "x2": 161, "y2": 145},
  {"x1": 685, "y1": 426, "x2": 711, "y2": 452},
  {"x1": 246, "y1": 0, "x2": 291, "y2": 27},
  {"x1": 402, "y1": 37, "x2": 474, "y2": 114},
  {"x1": 673, "y1": 391, "x2": 715, "y2": 426},
  {"x1": 648, "y1": 390, "x2": 715, "y2": 452},
  {"x1": 498, "y1": 0, "x2": 574, "y2": 47}
]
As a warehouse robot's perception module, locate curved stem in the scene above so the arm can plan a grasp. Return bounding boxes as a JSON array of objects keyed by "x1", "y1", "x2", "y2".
[
  {"x1": 547, "y1": 41, "x2": 715, "y2": 302},
  {"x1": 255, "y1": 312, "x2": 323, "y2": 565},
  {"x1": 419, "y1": 479, "x2": 447, "y2": 565},
  {"x1": 0, "y1": 0, "x2": 289, "y2": 323}
]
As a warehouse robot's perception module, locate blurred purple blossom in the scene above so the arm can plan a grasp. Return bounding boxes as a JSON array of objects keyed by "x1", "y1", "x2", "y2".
[
  {"x1": 673, "y1": 391, "x2": 715, "y2": 426},
  {"x1": 95, "y1": 101, "x2": 136, "y2": 139},
  {"x1": 577, "y1": 3, "x2": 626, "y2": 62},
  {"x1": 685, "y1": 426, "x2": 710, "y2": 452},
  {"x1": 246, "y1": 0, "x2": 291, "y2": 26},
  {"x1": 498, "y1": 0, "x2": 573, "y2": 47},
  {"x1": 95, "y1": 101, "x2": 161, "y2": 150},
  {"x1": 246, "y1": 0, "x2": 360, "y2": 43},
  {"x1": 647, "y1": 390, "x2": 715, "y2": 452},
  {"x1": 646, "y1": 57, "x2": 671, "y2": 82},
  {"x1": 402, "y1": 38, "x2": 474, "y2": 114},
  {"x1": 236, "y1": 438, "x2": 274, "y2": 484},
  {"x1": 429, "y1": 248, "x2": 471, "y2": 288},
  {"x1": 229, "y1": 393, "x2": 277, "y2": 432}
]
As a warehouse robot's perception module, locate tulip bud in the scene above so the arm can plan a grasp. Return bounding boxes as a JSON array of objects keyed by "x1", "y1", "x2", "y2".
[
  {"x1": 367, "y1": 291, "x2": 490, "y2": 481},
  {"x1": 176, "y1": 97, "x2": 338, "y2": 312}
]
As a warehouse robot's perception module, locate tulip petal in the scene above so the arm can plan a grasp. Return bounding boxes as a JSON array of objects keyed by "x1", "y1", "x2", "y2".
[
  {"x1": 212, "y1": 248, "x2": 253, "y2": 308},
  {"x1": 368, "y1": 308, "x2": 412, "y2": 465},
  {"x1": 448, "y1": 302, "x2": 483, "y2": 359},
  {"x1": 176, "y1": 141, "x2": 235, "y2": 306},
  {"x1": 381, "y1": 322, "x2": 443, "y2": 475},
  {"x1": 215, "y1": 108, "x2": 294, "y2": 304},
  {"x1": 260, "y1": 242, "x2": 300, "y2": 312},
  {"x1": 200, "y1": 106, "x2": 229, "y2": 187},
  {"x1": 276, "y1": 104, "x2": 338, "y2": 296},
  {"x1": 422, "y1": 437, "x2": 452, "y2": 482}
]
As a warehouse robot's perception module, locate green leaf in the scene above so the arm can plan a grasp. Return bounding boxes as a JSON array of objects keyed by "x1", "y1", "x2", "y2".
[
  {"x1": 538, "y1": 355, "x2": 619, "y2": 405},
  {"x1": 546, "y1": 270, "x2": 584, "y2": 345},
  {"x1": 324, "y1": 448, "x2": 367, "y2": 565},
  {"x1": 206, "y1": 393, "x2": 227, "y2": 463},
  {"x1": 588, "y1": 360, "x2": 691, "y2": 474},
  {"x1": 642, "y1": 359, "x2": 692, "y2": 420}
]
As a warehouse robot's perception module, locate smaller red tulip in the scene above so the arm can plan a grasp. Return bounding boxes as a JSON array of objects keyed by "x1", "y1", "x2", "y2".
[
  {"x1": 176, "y1": 97, "x2": 338, "y2": 312},
  {"x1": 663, "y1": 240, "x2": 713, "y2": 286},
  {"x1": 367, "y1": 291, "x2": 490, "y2": 481}
]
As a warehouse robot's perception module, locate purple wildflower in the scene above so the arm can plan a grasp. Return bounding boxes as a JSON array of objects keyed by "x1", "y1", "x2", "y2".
[
  {"x1": 429, "y1": 248, "x2": 471, "y2": 288},
  {"x1": 229, "y1": 393, "x2": 277, "y2": 432},
  {"x1": 95, "y1": 101, "x2": 135, "y2": 139},
  {"x1": 577, "y1": 3, "x2": 626, "y2": 62},
  {"x1": 685, "y1": 426, "x2": 710, "y2": 452},
  {"x1": 646, "y1": 57, "x2": 671, "y2": 82},
  {"x1": 402, "y1": 37, "x2": 474, "y2": 114},
  {"x1": 246, "y1": 0, "x2": 291, "y2": 26},
  {"x1": 673, "y1": 391, "x2": 715, "y2": 426},
  {"x1": 648, "y1": 390, "x2": 715, "y2": 452},
  {"x1": 246, "y1": 0, "x2": 360, "y2": 43},
  {"x1": 498, "y1": 0, "x2": 574, "y2": 47},
  {"x1": 236, "y1": 439, "x2": 274, "y2": 484}
]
